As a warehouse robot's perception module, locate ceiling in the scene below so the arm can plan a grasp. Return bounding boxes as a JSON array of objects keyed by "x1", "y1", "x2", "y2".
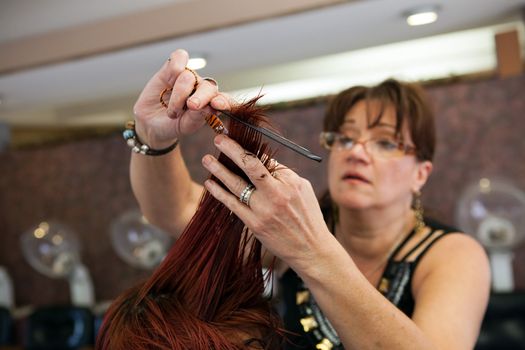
[{"x1": 0, "y1": 0, "x2": 524, "y2": 127}]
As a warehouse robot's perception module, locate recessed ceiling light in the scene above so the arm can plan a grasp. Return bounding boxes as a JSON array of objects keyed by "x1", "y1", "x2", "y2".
[
  {"x1": 187, "y1": 57, "x2": 207, "y2": 70},
  {"x1": 405, "y1": 6, "x2": 439, "y2": 26}
]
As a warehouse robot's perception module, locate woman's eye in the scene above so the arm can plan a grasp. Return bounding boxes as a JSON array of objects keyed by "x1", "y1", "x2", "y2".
[
  {"x1": 375, "y1": 139, "x2": 398, "y2": 149},
  {"x1": 339, "y1": 136, "x2": 355, "y2": 147}
]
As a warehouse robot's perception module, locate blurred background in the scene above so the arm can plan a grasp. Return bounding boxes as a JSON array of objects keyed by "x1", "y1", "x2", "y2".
[{"x1": 0, "y1": 0, "x2": 524, "y2": 348}]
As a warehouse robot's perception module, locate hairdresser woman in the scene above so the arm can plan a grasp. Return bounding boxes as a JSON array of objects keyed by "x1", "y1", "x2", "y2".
[{"x1": 129, "y1": 49, "x2": 490, "y2": 349}]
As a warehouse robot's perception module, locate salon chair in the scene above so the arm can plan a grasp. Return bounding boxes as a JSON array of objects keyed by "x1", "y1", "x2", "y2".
[
  {"x1": 25, "y1": 306, "x2": 94, "y2": 350},
  {"x1": 475, "y1": 292, "x2": 525, "y2": 350}
]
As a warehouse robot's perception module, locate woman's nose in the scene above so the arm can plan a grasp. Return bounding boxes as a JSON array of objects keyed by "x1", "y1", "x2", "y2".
[{"x1": 344, "y1": 140, "x2": 371, "y2": 162}]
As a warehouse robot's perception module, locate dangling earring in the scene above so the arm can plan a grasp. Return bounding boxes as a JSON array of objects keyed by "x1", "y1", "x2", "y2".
[{"x1": 412, "y1": 190, "x2": 425, "y2": 232}]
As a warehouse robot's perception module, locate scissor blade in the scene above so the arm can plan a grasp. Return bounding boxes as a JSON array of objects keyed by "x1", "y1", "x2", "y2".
[{"x1": 218, "y1": 110, "x2": 322, "y2": 163}]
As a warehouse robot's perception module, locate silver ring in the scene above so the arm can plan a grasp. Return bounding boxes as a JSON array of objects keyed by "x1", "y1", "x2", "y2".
[
  {"x1": 202, "y1": 77, "x2": 219, "y2": 89},
  {"x1": 239, "y1": 183, "x2": 255, "y2": 207}
]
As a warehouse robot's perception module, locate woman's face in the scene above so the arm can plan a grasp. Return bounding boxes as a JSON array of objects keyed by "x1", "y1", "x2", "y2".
[{"x1": 327, "y1": 100, "x2": 432, "y2": 211}]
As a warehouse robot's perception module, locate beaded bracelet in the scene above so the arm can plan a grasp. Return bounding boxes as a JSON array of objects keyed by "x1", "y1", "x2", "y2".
[{"x1": 123, "y1": 121, "x2": 179, "y2": 156}]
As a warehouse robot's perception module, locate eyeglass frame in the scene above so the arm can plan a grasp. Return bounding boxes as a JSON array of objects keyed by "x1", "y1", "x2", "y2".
[{"x1": 319, "y1": 131, "x2": 416, "y2": 158}]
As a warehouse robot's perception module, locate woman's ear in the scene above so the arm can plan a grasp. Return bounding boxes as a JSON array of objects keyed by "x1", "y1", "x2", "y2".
[{"x1": 413, "y1": 160, "x2": 433, "y2": 192}]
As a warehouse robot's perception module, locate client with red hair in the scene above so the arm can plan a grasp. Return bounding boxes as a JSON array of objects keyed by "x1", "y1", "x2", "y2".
[{"x1": 97, "y1": 99, "x2": 284, "y2": 349}]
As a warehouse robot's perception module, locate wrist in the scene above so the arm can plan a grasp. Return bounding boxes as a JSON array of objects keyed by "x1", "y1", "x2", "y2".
[
  {"x1": 134, "y1": 120, "x2": 178, "y2": 150},
  {"x1": 294, "y1": 234, "x2": 353, "y2": 286},
  {"x1": 124, "y1": 121, "x2": 178, "y2": 156}
]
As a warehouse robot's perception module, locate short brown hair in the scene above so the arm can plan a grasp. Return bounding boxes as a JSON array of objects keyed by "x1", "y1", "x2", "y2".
[{"x1": 323, "y1": 79, "x2": 436, "y2": 161}]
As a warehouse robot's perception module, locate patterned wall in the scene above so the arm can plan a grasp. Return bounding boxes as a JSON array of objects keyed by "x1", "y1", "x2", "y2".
[{"x1": 0, "y1": 75, "x2": 524, "y2": 308}]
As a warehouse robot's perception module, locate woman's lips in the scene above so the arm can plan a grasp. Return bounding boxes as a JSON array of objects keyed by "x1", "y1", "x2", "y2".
[{"x1": 342, "y1": 172, "x2": 371, "y2": 184}]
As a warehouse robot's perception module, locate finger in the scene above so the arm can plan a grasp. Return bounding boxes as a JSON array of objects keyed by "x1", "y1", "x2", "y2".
[
  {"x1": 210, "y1": 92, "x2": 233, "y2": 112},
  {"x1": 165, "y1": 68, "x2": 199, "y2": 118},
  {"x1": 163, "y1": 49, "x2": 189, "y2": 86},
  {"x1": 204, "y1": 178, "x2": 255, "y2": 222},
  {"x1": 269, "y1": 161, "x2": 295, "y2": 181},
  {"x1": 134, "y1": 50, "x2": 188, "y2": 116},
  {"x1": 147, "y1": 49, "x2": 187, "y2": 94},
  {"x1": 202, "y1": 154, "x2": 249, "y2": 197},
  {"x1": 186, "y1": 78, "x2": 219, "y2": 111},
  {"x1": 213, "y1": 134, "x2": 274, "y2": 189}
]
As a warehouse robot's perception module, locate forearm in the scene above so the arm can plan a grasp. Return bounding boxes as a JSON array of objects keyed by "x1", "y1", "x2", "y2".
[
  {"x1": 299, "y1": 238, "x2": 435, "y2": 350},
  {"x1": 125, "y1": 48, "x2": 230, "y2": 238},
  {"x1": 130, "y1": 146, "x2": 202, "y2": 237}
]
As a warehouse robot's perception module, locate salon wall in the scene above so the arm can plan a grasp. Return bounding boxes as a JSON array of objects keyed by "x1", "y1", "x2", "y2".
[{"x1": 0, "y1": 74, "x2": 524, "y2": 308}]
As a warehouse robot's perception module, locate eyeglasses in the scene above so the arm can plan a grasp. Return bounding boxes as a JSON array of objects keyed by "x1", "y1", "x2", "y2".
[{"x1": 319, "y1": 131, "x2": 416, "y2": 158}]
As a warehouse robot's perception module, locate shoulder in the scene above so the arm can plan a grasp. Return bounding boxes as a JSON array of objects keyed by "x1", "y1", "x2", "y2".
[
  {"x1": 413, "y1": 232, "x2": 489, "y2": 290},
  {"x1": 412, "y1": 216, "x2": 488, "y2": 278},
  {"x1": 426, "y1": 232, "x2": 487, "y2": 265},
  {"x1": 425, "y1": 231, "x2": 486, "y2": 257},
  {"x1": 410, "y1": 231, "x2": 491, "y2": 324},
  {"x1": 410, "y1": 232, "x2": 491, "y2": 348}
]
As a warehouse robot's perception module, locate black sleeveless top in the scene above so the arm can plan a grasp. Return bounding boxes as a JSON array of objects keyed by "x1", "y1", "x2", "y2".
[{"x1": 278, "y1": 218, "x2": 458, "y2": 350}]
